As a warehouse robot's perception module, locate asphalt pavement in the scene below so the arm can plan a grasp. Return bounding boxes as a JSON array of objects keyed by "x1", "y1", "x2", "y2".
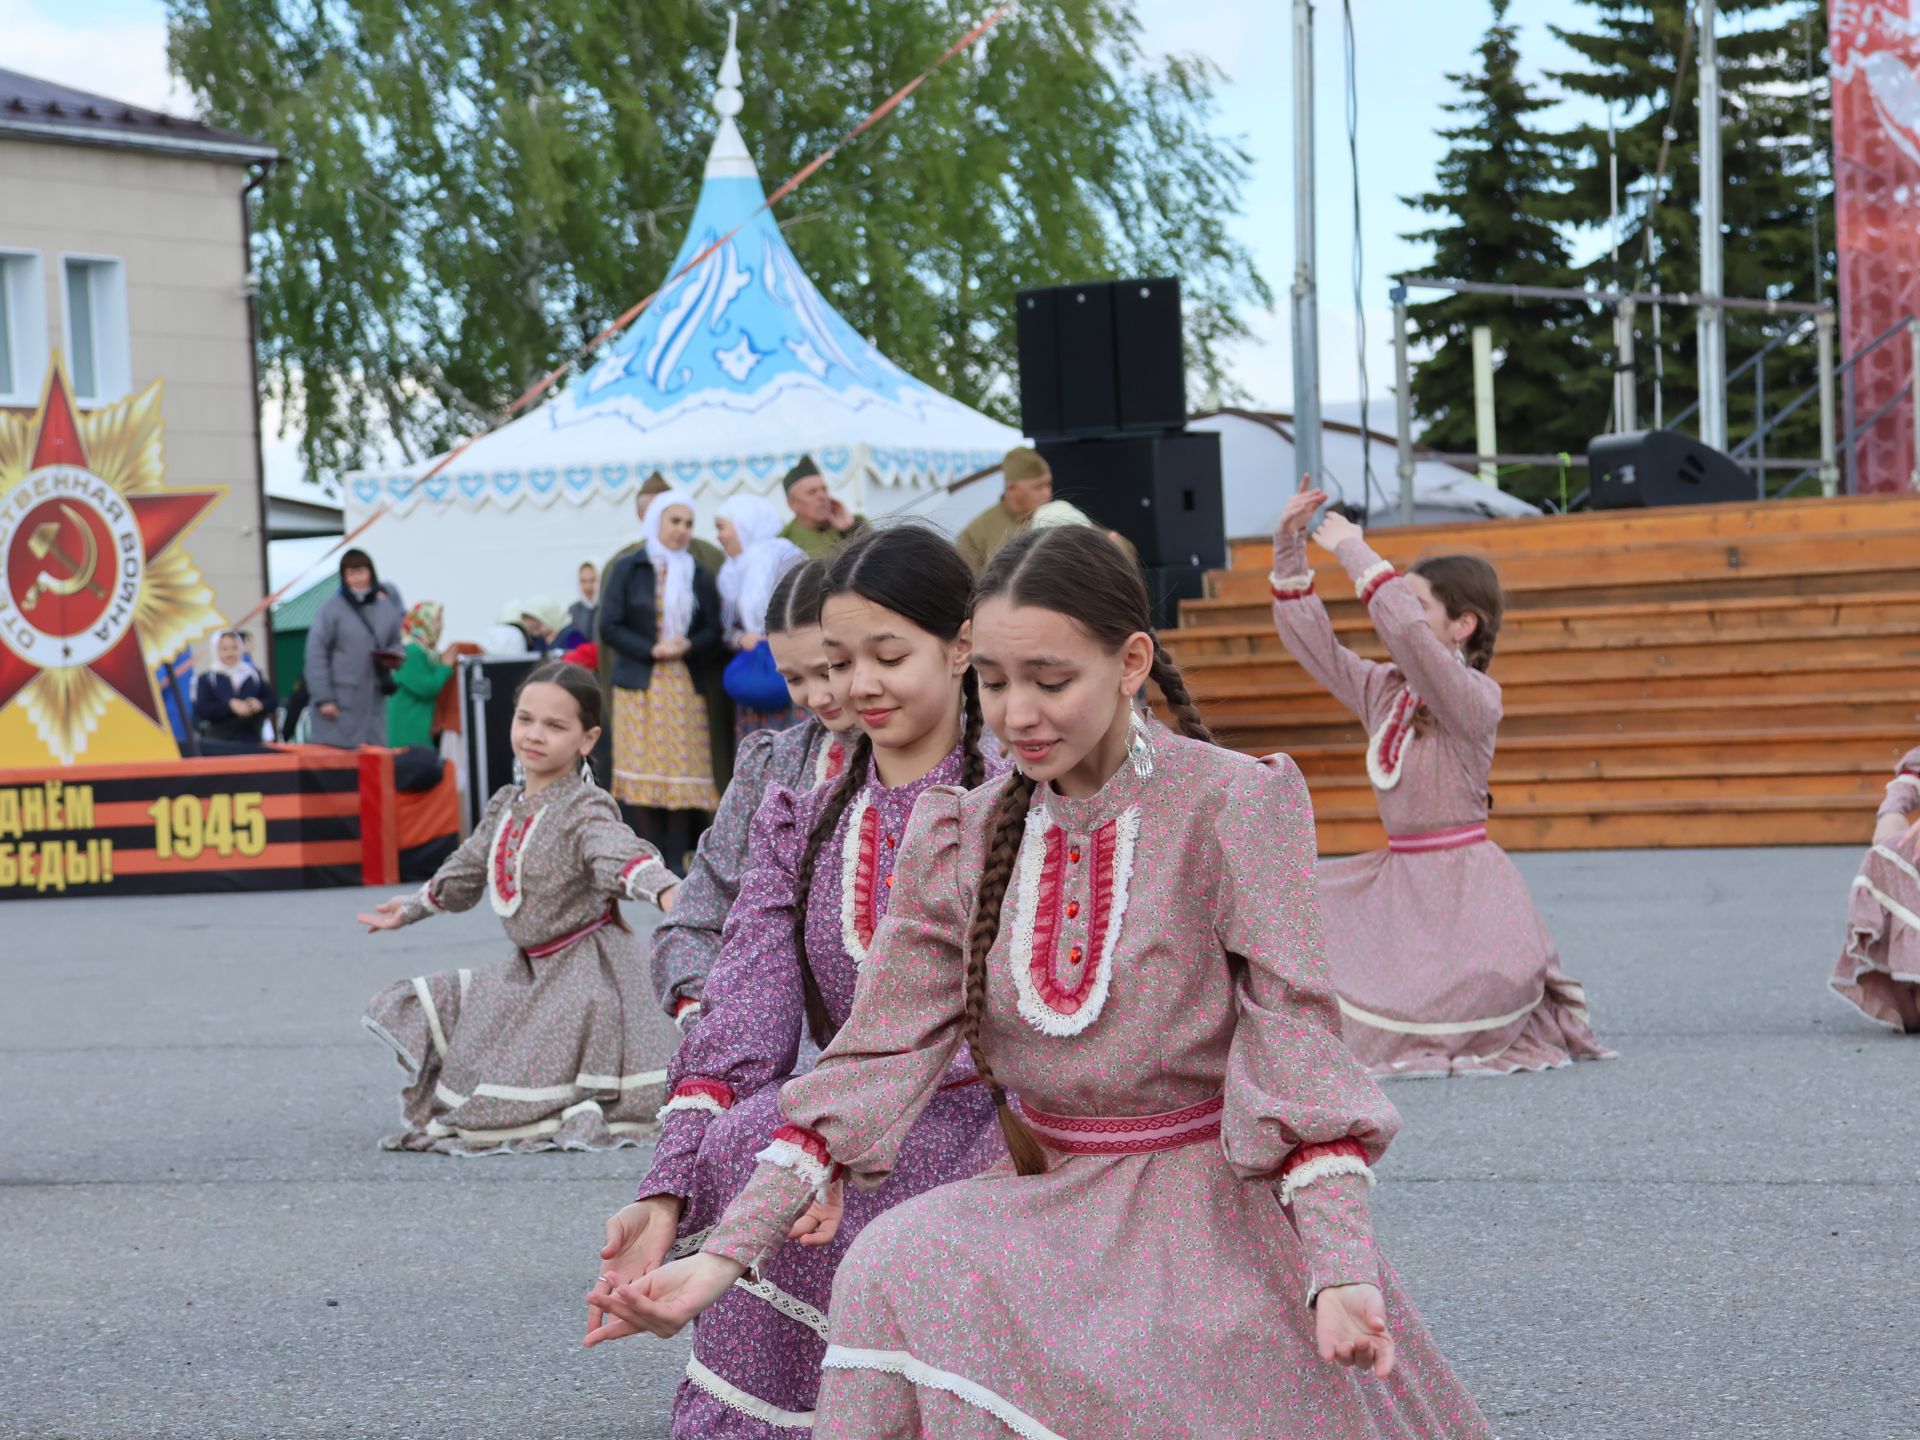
[{"x1": 2, "y1": 844, "x2": 1913, "y2": 1439}]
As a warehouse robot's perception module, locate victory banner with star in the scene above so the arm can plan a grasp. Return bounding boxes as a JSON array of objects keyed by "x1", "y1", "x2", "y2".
[{"x1": 0, "y1": 358, "x2": 223, "y2": 765}]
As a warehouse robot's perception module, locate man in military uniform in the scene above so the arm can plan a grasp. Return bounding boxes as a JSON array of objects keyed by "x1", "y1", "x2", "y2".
[
  {"x1": 777, "y1": 457, "x2": 868, "y2": 560},
  {"x1": 956, "y1": 445, "x2": 1053, "y2": 575}
]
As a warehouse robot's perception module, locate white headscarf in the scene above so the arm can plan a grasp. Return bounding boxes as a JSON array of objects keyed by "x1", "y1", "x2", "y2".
[
  {"x1": 716, "y1": 493, "x2": 804, "y2": 637},
  {"x1": 206, "y1": 630, "x2": 258, "y2": 688},
  {"x1": 643, "y1": 488, "x2": 700, "y2": 640}
]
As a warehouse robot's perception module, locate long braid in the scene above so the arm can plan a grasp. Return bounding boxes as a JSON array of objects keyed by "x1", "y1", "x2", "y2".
[
  {"x1": 959, "y1": 668, "x2": 986, "y2": 790},
  {"x1": 791, "y1": 731, "x2": 872, "y2": 1047},
  {"x1": 1149, "y1": 641, "x2": 1215, "y2": 745},
  {"x1": 964, "y1": 771, "x2": 1050, "y2": 1176}
]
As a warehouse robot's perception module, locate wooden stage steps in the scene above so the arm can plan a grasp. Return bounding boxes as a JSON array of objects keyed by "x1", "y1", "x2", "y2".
[{"x1": 1163, "y1": 494, "x2": 1920, "y2": 853}]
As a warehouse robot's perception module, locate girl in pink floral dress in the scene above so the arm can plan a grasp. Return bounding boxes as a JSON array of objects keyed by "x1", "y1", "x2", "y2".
[
  {"x1": 588, "y1": 525, "x2": 1493, "y2": 1440},
  {"x1": 1270, "y1": 482, "x2": 1611, "y2": 1078},
  {"x1": 590, "y1": 526, "x2": 1007, "y2": 1436},
  {"x1": 1831, "y1": 745, "x2": 1920, "y2": 1030}
]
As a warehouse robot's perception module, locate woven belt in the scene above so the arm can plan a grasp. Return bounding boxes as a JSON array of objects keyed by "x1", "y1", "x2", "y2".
[
  {"x1": 1387, "y1": 823, "x2": 1487, "y2": 854},
  {"x1": 1014, "y1": 1094, "x2": 1224, "y2": 1156},
  {"x1": 523, "y1": 906, "x2": 616, "y2": 959}
]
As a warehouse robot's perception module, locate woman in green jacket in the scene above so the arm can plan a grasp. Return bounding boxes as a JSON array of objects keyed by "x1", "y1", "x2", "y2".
[{"x1": 389, "y1": 601, "x2": 454, "y2": 750}]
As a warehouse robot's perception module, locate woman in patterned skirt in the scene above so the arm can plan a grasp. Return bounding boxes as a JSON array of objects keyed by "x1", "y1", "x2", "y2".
[
  {"x1": 357, "y1": 662, "x2": 683, "y2": 1154},
  {"x1": 1270, "y1": 478, "x2": 1611, "y2": 1079},
  {"x1": 602, "y1": 487, "x2": 726, "y2": 872},
  {"x1": 587, "y1": 526, "x2": 1007, "y2": 1437},
  {"x1": 1831, "y1": 744, "x2": 1920, "y2": 1030},
  {"x1": 590, "y1": 525, "x2": 1493, "y2": 1439}
]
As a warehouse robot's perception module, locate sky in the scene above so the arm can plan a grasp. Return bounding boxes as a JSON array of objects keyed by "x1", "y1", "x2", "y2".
[{"x1": 9, "y1": 0, "x2": 1676, "y2": 477}]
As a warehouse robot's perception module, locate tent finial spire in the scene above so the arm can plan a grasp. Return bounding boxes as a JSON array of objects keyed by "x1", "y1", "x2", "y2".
[{"x1": 705, "y1": 11, "x2": 757, "y2": 179}]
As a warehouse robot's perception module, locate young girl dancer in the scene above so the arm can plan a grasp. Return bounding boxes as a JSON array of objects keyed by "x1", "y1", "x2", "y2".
[
  {"x1": 1830, "y1": 745, "x2": 1920, "y2": 1031},
  {"x1": 357, "y1": 662, "x2": 684, "y2": 1154},
  {"x1": 1270, "y1": 481, "x2": 1610, "y2": 1078},
  {"x1": 587, "y1": 525, "x2": 1007, "y2": 1436},
  {"x1": 588, "y1": 525, "x2": 1493, "y2": 1438},
  {"x1": 650, "y1": 561, "x2": 857, "y2": 1029}
]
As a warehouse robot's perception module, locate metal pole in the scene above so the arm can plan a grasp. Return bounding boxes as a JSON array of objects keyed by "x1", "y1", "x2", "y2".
[
  {"x1": 1392, "y1": 284, "x2": 1415, "y2": 524},
  {"x1": 1471, "y1": 326, "x2": 1497, "y2": 484},
  {"x1": 1754, "y1": 343, "x2": 1766, "y2": 497},
  {"x1": 1697, "y1": 0, "x2": 1728, "y2": 451},
  {"x1": 1910, "y1": 318, "x2": 1920, "y2": 490},
  {"x1": 1291, "y1": 0, "x2": 1322, "y2": 491},
  {"x1": 1616, "y1": 299, "x2": 1638, "y2": 432},
  {"x1": 1817, "y1": 309, "x2": 1839, "y2": 497}
]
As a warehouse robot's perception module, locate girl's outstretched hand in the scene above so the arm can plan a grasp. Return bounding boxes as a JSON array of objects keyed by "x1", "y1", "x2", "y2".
[
  {"x1": 1311, "y1": 509, "x2": 1362, "y2": 554},
  {"x1": 786, "y1": 1177, "x2": 844, "y2": 1247},
  {"x1": 1275, "y1": 473, "x2": 1328, "y2": 545},
  {"x1": 583, "y1": 1253, "x2": 744, "y2": 1346},
  {"x1": 1315, "y1": 1282, "x2": 1395, "y2": 1378},
  {"x1": 1899, "y1": 814, "x2": 1920, "y2": 854},
  {"x1": 355, "y1": 896, "x2": 408, "y2": 933}
]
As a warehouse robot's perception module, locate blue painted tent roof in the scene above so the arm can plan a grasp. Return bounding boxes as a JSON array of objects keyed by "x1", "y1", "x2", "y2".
[{"x1": 348, "y1": 40, "x2": 1018, "y2": 518}]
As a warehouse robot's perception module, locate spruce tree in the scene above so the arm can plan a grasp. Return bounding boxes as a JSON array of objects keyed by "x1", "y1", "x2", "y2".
[
  {"x1": 1549, "y1": 0, "x2": 1832, "y2": 478},
  {"x1": 1402, "y1": 0, "x2": 1606, "y2": 506}
]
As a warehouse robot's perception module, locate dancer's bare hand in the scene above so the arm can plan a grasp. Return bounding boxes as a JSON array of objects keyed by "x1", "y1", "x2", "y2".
[
  {"x1": 1315, "y1": 1283, "x2": 1395, "y2": 1378},
  {"x1": 1900, "y1": 815, "x2": 1920, "y2": 854},
  {"x1": 787, "y1": 1178, "x2": 844, "y2": 1247},
  {"x1": 355, "y1": 896, "x2": 407, "y2": 932},
  {"x1": 584, "y1": 1253, "x2": 744, "y2": 1345},
  {"x1": 656, "y1": 883, "x2": 679, "y2": 915},
  {"x1": 1276, "y1": 473, "x2": 1328, "y2": 541},
  {"x1": 585, "y1": 1196, "x2": 684, "y2": 1343},
  {"x1": 1312, "y1": 510, "x2": 1362, "y2": 553}
]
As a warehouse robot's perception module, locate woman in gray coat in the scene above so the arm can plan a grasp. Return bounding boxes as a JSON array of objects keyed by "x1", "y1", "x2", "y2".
[{"x1": 303, "y1": 549, "x2": 405, "y2": 748}]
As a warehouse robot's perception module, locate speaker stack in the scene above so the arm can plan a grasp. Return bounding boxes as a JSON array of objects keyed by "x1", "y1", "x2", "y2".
[
  {"x1": 1586, "y1": 429, "x2": 1754, "y2": 509},
  {"x1": 1014, "y1": 278, "x2": 1223, "y2": 627}
]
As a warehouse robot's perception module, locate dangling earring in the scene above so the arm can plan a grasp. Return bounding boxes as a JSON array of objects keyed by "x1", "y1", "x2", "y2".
[
  {"x1": 1127, "y1": 706, "x2": 1155, "y2": 780},
  {"x1": 579, "y1": 756, "x2": 596, "y2": 786},
  {"x1": 512, "y1": 755, "x2": 527, "y2": 787}
]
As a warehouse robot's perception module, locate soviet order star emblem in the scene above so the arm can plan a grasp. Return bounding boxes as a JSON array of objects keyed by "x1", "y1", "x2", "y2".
[{"x1": 0, "y1": 359, "x2": 223, "y2": 762}]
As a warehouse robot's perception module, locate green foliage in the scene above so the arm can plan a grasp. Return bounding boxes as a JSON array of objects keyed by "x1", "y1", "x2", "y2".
[
  {"x1": 1401, "y1": 0, "x2": 1608, "y2": 505},
  {"x1": 165, "y1": 0, "x2": 1269, "y2": 479},
  {"x1": 1548, "y1": 0, "x2": 1833, "y2": 473}
]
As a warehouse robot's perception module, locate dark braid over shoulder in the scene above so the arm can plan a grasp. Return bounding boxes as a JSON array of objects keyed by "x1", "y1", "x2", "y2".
[
  {"x1": 959, "y1": 668, "x2": 986, "y2": 790},
  {"x1": 790, "y1": 731, "x2": 872, "y2": 1047},
  {"x1": 963, "y1": 771, "x2": 1050, "y2": 1176},
  {"x1": 1148, "y1": 641, "x2": 1214, "y2": 744}
]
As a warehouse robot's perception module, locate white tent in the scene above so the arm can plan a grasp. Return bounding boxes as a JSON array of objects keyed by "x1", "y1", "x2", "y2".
[
  {"x1": 344, "y1": 23, "x2": 1020, "y2": 642},
  {"x1": 1193, "y1": 409, "x2": 1544, "y2": 537}
]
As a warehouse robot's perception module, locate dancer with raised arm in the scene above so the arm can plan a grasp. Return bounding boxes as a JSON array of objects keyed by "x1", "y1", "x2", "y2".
[
  {"x1": 357, "y1": 662, "x2": 683, "y2": 1154},
  {"x1": 1269, "y1": 478, "x2": 1610, "y2": 1078},
  {"x1": 589, "y1": 525, "x2": 1493, "y2": 1440},
  {"x1": 591, "y1": 525, "x2": 1006, "y2": 1437},
  {"x1": 651, "y1": 560, "x2": 856, "y2": 1029}
]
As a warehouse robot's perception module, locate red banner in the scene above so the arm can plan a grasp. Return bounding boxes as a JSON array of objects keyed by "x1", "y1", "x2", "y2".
[{"x1": 1833, "y1": 2, "x2": 1920, "y2": 493}]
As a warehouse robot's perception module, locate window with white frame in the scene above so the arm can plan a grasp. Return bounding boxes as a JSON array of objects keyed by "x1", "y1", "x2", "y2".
[
  {"x1": 0, "y1": 251, "x2": 48, "y2": 407},
  {"x1": 61, "y1": 255, "x2": 130, "y2": 405}
]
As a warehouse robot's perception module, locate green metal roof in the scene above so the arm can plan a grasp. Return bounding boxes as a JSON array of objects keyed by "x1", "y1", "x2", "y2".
[{"x1": 271, "y1": 574, "x2": 336, "y2": 633}]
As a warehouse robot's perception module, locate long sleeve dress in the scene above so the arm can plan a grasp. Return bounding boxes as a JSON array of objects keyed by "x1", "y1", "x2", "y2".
[
  {"x1": 635, "y1": 742, "x2": 1006, "y2": 1437},
  {"x1": 1831, "y1": 746, "x2": 1920, "y2": 1031},
  {"x1": 648, "y1": 720, "x2": 848, "y2": 1025},
  {"x1": 695, "y1": 731, "x2": 1493, "y2": 1439},
  {"x1": 360, "y1": 771, "x2": 684, "y2": 1154},
  {"x1": 1271, "y1": 529, "x2": 1612, "y2": 1079}
]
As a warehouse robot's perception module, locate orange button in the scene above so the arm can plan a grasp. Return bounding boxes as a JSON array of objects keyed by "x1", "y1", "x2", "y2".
[
  {"x1": 1066, "y1": 900, "x2": 1080, "y2": 918},
  {"x1": 1069, "y1": 945, "x2": 1083, "y2": 962}
]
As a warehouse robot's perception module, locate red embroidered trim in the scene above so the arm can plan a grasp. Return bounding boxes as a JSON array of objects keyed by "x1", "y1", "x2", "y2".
[
  {"x1": 671, "y1": 996, "x2": 700, "y2": 1019},
  {"x1": 1281, "y1": 1138, "x2": 1371, "y2": 1176},
  {"x1": 824, "y1": 740, "x2": 847, "y2": 780},
  {"x1": 1270, "y1": 580, "x2": 1315, "y2": 601},
  {"x1": 1083, "y1": 819, "x2": 1118, "y2": 983},
  {"x1": 1020, "y1": 1095, "x2": 1224, "y2": 1134},
  {"x1": 493, "y1": 815, "x2": 532, "y2": 906},
  {"x1": 850, "y1": 801, "x2": 881, "y2": 950},
  {"x1": 671, "y1": 1077, "x2": 735, "y2": 1110},
  {"x1": 769, "y1": 1122, "x2": 831, "y2": 1167},
  {"x1": 1377, "y1": 690, "x2": 1419, "y2": 776},
  {"x1": 523, "y1": 907, "x2": 616, "y2": 959},
  {"x1": 1028, "y1": 817, "x2": 1125, "y2": 1017},
  {"x1": 1358, "y1": 567, "x2": 1398, "y2": 605},
  {"x1": 1027, "y1": 826, "x2": 1070, "y2": 1007}
]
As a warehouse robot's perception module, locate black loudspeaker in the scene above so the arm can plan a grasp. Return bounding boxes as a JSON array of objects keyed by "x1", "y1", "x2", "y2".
[
  {"x1": 1588, "y1": 429, "x2": 1753, "y2": 509},
  {"x1": 1056, "y1": 283, "x2": 1119, "y2": 435},
  {"x1": 1113, "y1": 277, "x2": 1186, "y2": 432},
  {"x1": 458, "y1": 655, "x2": 540, "y2": 830},
  {"x1": 1015, "y1": 278, "x2": 1186, "y2": 440},
  {"x1": 1140, "y1": 562, "x2": 1210, "y2": 631},
  {"x1": 1039, "y1": 431, "x2": 1225, "y2": 571},
  {"x1": 1014, "y1": 288, "x2": 1064, "y2": 439}
]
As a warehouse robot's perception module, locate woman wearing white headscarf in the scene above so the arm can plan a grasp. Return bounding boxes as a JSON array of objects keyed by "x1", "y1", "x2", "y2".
[
  {"x1": 601, "y1": 488, "x2": 725, "y2": 870},
  {"x1": 714, "y1": 493, "x2": 807, "y2": 741}
]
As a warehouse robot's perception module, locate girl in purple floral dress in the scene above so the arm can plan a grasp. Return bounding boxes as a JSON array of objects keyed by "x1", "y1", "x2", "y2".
[
  {"x1": 589, "y1": 526, "x2": 1007, "y2": 1435},
  {"x1": 589, "y1": 525, "x2": 1492, "y2": 1439}
]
